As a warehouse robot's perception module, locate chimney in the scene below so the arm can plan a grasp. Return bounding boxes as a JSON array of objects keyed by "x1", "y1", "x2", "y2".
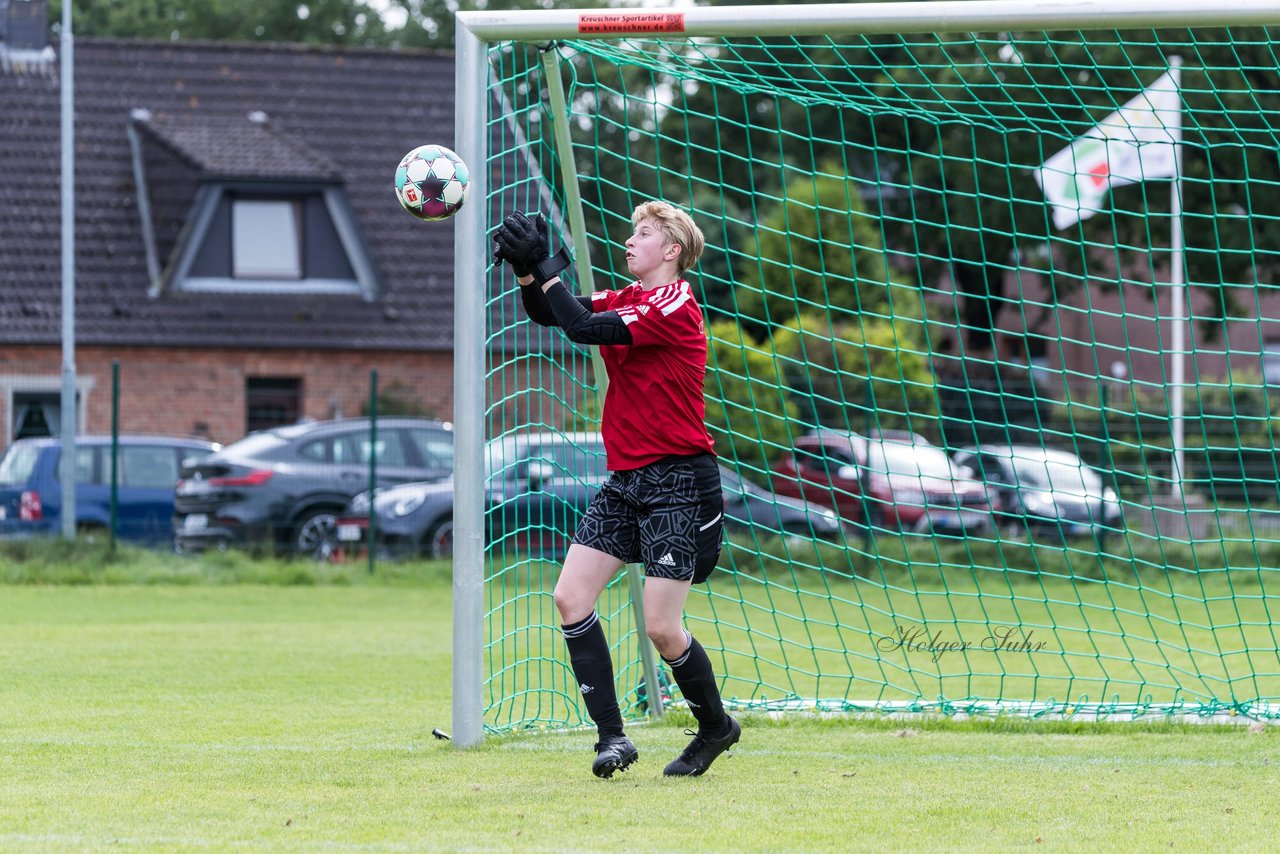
[{"x1": 1, "y1": 0, "x2": 55, "y2": 77}]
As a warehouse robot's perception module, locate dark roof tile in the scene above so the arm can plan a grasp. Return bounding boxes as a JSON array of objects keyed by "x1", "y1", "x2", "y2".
[{"x1": 1, "y1": 38, "x2": 462, "y2": 350}]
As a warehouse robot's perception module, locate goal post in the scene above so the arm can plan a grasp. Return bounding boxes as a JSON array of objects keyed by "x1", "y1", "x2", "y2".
[{"x1": 453, "y1": 1, "x2": 1280, "y2": 745}]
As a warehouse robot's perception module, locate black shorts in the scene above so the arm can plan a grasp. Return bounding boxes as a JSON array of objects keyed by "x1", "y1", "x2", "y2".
[{"x1": 573, "y1": 453, "x2": 724, "y2": 583}]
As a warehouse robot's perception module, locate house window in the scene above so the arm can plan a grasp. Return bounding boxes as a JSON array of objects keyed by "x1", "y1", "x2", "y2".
[
  {"x1": 246, "y1": 377, "x2": 302, "y2": 433},
  {"x1": 1264, "y1": 343, "x2": 1280, "y2": 387},
  {"x1": 118, "y1": 446, "x2": 181, "y2": 489},
  {"x1": 173, "y1": 186, "x2": 372, "y2": 297},
  {"x1": 233, "y1": 199, "x2": 301, "y2": 279},
  {"x1": 3, "y1": 382, "x2": 89, "y2": 447},
  {"x1": 12, "y1": 392, "x2": 72, "y2": 440}
]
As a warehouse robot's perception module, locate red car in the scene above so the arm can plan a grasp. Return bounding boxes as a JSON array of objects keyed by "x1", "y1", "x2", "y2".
[{"x1": 771, "y1": 431, "x2": 994, "y2": 534}]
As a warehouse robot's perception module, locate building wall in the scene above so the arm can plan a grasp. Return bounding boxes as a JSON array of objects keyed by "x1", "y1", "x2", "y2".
[
  {"x1": 1050, "y1": 279, "x2": 1280, "y2": 388},
  {"x1": 0, "y1": 346, "x2": 455, "y2": 448},
  {"x1": 926, "y1": 268, "x2": 1280, "y2": 393}
]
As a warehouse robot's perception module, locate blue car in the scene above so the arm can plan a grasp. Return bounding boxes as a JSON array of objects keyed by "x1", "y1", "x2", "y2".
[{"x1": 0, "y1": 435, "x2": 220, "y2": 545}]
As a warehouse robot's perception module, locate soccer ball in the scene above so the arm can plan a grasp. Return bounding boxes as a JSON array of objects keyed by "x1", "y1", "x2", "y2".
[{"x1": 394, "y1": 144, "x2": 470, "y2": 221}]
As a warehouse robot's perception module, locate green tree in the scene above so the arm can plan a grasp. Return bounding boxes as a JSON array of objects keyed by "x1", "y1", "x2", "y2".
[
  {"x1": 731, "y1": 167, "x2": 922, "y2": 331},
  {"x1": 52, "y1": 0, "x2": 391, "y2": 45},
  {"x1": 51, "y1": 0, "x2": 624, "y2": 47},
  {"x1": 771, "y1": 312, "x2": 938, "y2": 437},
  {"x1": 663, "y1": 6, "x2": 1280, "y2": 344},
  {"x1": 705, "y1": 320, "x2": 799, "y2": 468},
  {"x1": 385, "y1": 1, "x2": 643, "y2": 49}
]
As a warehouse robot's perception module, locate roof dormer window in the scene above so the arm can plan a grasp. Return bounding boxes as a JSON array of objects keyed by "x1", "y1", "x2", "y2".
[
  {"x1": 129, "y1": 111, "x2": 381, "y2": 300},
  {"x1": 233, "y1": 199, "x2": 302, "y2": 280}
]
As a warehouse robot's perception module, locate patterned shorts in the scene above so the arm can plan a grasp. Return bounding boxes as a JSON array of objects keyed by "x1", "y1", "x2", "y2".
[{"x1": 573, "y1": 453, "x2": 724, "y2": 583}]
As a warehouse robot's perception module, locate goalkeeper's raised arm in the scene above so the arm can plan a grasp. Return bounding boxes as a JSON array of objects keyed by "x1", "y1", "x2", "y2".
[{"x1": 494, "y1": 211, "x2": 632, "y2": 345}]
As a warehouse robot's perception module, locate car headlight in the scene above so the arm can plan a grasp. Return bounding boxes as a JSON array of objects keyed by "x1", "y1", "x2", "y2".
[
  {"x1": 1023, "y1": 492, "x2": 1054, "y2": 513},
  {"x1": 349, "y1": 492, "x2": 372, "y2": 513},
  {"x1": 390, "y1": 492, "x2": 426, "y2": 517}
]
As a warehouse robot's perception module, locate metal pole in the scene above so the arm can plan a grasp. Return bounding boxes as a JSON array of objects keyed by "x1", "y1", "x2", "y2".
[
  {"x1": 541, "y1": 47, "x2": 664, "y2": 719},
  {"x1": 1167, "y1": 57, "x2": 1186, "y2": 501},
  {"x1": 451, "y1": 20, "x2": 488, "y2": 748},
  {"x1": 368, "y1": 369, "x2": 378, "y2": 575},
  {"x1": 1099, "y1": 381, "x2": 1114, "y2": 488},
  {"x1": 540, "y1": 48, "x2": 597, "y2": 299},
  {"x1": 59, "y1": 0, "x2": 77, "y2": 538},
  {"x1": 110, "y1": 360, "x2": 119, "y2": 553}
]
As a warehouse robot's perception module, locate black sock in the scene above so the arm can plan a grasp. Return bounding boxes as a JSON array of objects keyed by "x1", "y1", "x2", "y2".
[
  {"x1": 663, "y1": 633, "x2": 729, "y2": 736},
  {"x1": 562, "y1": 612, "x2": 624, "y2": 739}
]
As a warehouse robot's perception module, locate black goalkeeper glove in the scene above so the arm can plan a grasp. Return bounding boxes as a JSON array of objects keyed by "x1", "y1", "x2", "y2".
[
  {"x1": 493, "y1": 211, "x2": 549, "y2": 279},
  {"x1": 493, "y1": 211, "x2": 572, "y2": 285}
]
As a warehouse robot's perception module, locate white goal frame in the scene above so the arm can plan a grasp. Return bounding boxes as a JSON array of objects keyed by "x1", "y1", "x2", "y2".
[{"x1": 450, "y1": 0, "x2": 1280, "y2": 747}]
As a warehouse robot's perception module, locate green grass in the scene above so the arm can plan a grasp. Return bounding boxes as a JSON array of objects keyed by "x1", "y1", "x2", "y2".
[
  {"x1": 2, "y1": 567, "x2": 1278, "y2": 852},
  {"x1": 0, "y1": 539, "x2": 433, "y2": 586},
  {"x1": 486, "y1": 538, "x2": 1280, "y2": 731}
]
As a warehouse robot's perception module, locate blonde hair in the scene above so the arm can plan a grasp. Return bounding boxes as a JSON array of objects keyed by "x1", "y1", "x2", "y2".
[{"x1": 631, "y1": 201, "x2": 705, "y2": 275}]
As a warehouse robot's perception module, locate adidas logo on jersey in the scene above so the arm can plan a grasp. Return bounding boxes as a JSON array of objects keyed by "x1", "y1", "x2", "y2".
[{"x1": 657, "y1": 552, "x2": 677, "y2": 567}]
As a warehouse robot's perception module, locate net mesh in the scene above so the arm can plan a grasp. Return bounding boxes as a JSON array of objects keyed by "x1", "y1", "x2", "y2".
[{"x1": 481, "y1": 26, "x2": 1280, "y2": 730}]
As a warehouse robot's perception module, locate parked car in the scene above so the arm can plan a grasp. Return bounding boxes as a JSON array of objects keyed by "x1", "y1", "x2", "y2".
[
  {"x1": 173, "y1": 417, "x2": 452, "y2": 559},
  {"x1": 335, "y1": 432, "x2": 841, "y2": 560},
  {"x1": 0, "y1": 435, "x2": 219, "y2": 545},
  {"x1": 771, "y1": 429, "x2": 994, "y2": 534},
  {"x1": 950, "y1": 445, "x2": 1123, "y2": 542}
]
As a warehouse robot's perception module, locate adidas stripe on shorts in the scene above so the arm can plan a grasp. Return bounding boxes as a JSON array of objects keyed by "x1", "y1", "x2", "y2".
[{"x1": 573, "y1": 453, "x2": 724, "y2": 583}]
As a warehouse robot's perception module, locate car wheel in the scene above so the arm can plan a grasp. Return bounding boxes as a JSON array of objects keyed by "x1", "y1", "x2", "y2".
[
  {"x1": 76, "y1": 523, "x2": 108, "y2": 544},
  {"x1": 295, "y1": 509, "x2": 340, "y2": 561},
  {"x1": 422, "y1": 517, "x2": 454, "y2": 560}
]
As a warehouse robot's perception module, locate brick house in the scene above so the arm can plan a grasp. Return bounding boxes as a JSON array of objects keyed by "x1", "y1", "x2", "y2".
[
  {"x1": 1, "y1": 14, "x2": 462, "y2": 448},
  {"x1": 990, "y1": 270, "x2": 1280, "y2": 392}
]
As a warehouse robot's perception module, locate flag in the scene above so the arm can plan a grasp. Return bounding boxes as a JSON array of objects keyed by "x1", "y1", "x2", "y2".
[{"x1": 1035, "y1": 69, "x2": 1182, "y2": 230}]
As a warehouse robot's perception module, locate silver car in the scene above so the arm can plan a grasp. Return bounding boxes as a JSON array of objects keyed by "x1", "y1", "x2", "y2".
[{"x1": 952, "y1": 445, "x2": 1123, "y2": 542}]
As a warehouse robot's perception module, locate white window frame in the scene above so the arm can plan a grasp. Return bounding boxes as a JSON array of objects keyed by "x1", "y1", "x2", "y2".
[
  {"x1": 232, "y1": 199, "x2": 302, "y2": 280},
  {"x1": 0, "y1": 375, "x2": 94, "y2": 448}
]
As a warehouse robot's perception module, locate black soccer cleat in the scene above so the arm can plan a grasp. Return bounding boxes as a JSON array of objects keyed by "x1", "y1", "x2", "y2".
[
  {"x1": 663, "y1": 715, "x2": 741, "y2": 777},
  {"x1": 591, "y1": 734, "x2": 639, "y2": 779}
]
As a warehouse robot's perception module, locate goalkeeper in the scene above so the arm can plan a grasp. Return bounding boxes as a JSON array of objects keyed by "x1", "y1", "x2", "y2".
[{"x1": 493, "y1": 202, "x2": 740, "y2": 779}]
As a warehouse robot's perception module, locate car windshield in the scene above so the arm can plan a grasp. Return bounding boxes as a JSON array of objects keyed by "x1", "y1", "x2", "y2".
[
  {"x1": 0, "y1": 443, "x2": 40, "y2": 485},
  {"x1": 486, "y1": 437, "x2": 609, "y2": 481},
  {"x1": 529, "y1": 441, "x2": 609, "y2": 479},
  {"x1": 223, "y1": 433, "x2": 288, "y2": 458},
  {"x1": 1010, "y1": 455, "x2": 1103, "y2": 496},
  {"x1": 865, "y1": 442, "x2": 961, "y2": 479},
  {"x1": 719, "y1": 466, "x2": 772, "y2": 498}
]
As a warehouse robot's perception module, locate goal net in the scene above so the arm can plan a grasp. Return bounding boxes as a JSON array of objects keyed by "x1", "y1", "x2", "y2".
[{"x1": 454, "y1": 3, "x2": 1280, "y2": 738}]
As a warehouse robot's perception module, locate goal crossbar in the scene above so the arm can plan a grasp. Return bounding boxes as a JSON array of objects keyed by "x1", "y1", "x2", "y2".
[{"x1": 458, "y1": 0, "x2": 1280, "y2": 42}]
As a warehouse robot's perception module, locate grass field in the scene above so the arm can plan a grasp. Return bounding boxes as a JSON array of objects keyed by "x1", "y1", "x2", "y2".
[
  {"x1": 486, "y1": 535, "x2": 1280, "y2": 730},
  {"x1": 1, "y1": 544, "x2": 1277, "y2": 852}
]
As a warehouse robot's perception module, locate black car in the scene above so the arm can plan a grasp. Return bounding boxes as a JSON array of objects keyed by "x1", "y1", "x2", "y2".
[
  {"x1": 951, "y1": 444, "x2": 1123, "y2": 543},
  {"x1": 173, "y1": 417, "x2": 452, "y2": 559},
  {"x1": 336, "y1": 431, "x2": 841, "y2": 560}
]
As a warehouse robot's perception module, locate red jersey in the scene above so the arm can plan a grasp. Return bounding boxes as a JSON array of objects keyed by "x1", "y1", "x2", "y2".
[{"x1": 591, "y1": 280, "x2": 716, "y2": 470}]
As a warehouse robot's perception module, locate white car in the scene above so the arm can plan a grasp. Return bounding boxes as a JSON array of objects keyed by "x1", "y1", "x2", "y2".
[{"x1": 951, "y1": 445, "x2": 1123, "y2": 542}]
